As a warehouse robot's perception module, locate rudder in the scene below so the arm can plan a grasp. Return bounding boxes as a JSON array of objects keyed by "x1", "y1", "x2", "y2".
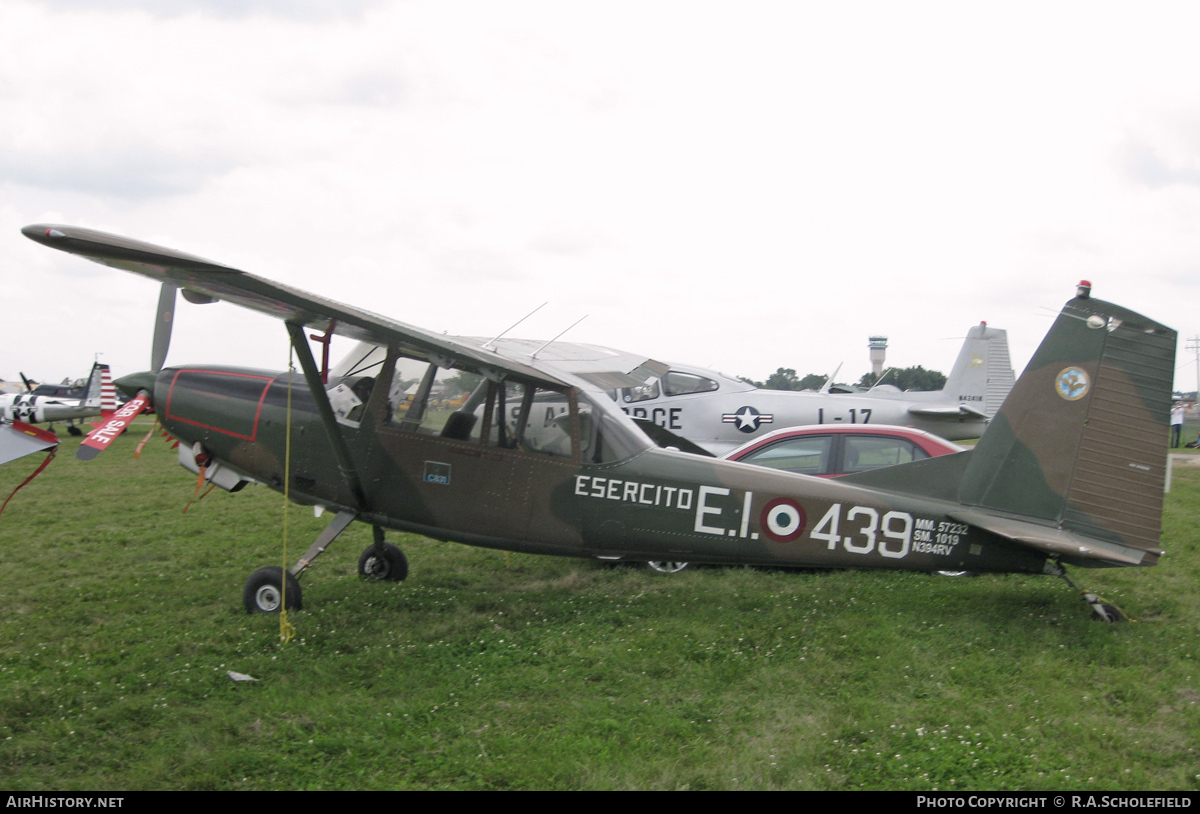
[{"x1": 958, "y1": 290, "x2": 1175, "y2": 558}]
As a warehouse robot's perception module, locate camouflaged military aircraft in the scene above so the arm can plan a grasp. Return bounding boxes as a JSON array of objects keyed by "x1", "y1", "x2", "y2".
[
  {"x1": 615, "y1": 323, "x2": 1015, "y2": 455},
  {"x1": 23, "y1": 225, "x2": 1176, "y2": 622}
]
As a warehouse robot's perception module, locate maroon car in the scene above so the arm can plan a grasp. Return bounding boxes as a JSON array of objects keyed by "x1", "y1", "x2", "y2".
[
  {"x1": 722, "y1": 424, "x2": 963, "y2": 478},
  {"x1": 646, "y1": 425, "x2": 964, "y2": 574}
]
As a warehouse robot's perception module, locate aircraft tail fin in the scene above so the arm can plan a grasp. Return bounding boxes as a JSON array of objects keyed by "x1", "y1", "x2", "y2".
[
  {"x1": 842, "y1": 291, "x2": 1175, "y2": 566},
  {"x1": 941, "y1": 322, "x2": 1014, "y2": 419},
  {"x1": 81, "y1": 363, "x2": 111, "y2": 409}
]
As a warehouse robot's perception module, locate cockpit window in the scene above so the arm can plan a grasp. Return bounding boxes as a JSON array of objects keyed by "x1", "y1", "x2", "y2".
[
  {"x1": 622, "y1": 378, "x2": 660, "y2": 404},
  {"x1": 662, "y1": 371, "x2": 718, "y2": 396}
]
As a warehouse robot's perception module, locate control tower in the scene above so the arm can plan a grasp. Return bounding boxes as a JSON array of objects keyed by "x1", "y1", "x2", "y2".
[{"x1": 868, "y1": 335, "x2": 888, "y2": 377}]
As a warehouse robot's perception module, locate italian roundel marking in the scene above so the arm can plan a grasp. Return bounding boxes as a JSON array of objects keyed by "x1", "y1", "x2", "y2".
[
  {"x1": 1055, "y1": 367, "x2": 1090, "y2": 401},
  {"x1": 760, "y1": 497, "x2": 806, "y2": 543}
]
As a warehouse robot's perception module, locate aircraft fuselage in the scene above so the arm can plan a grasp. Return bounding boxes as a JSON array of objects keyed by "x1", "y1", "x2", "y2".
[{"x1": 151, "y1": 363, "x2": 1045, "y2": 576}]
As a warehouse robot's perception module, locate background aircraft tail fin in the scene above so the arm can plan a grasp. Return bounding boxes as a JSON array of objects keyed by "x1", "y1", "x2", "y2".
[
  {"x1": 99, "y1": 365, "x2": 118, "y2": 412},
  {"x1": 941, "y1": 322, "x2": 1014, "y2": 419},
  {"x1": 81, "y1": 363, "x2": 111, "y2": 409},
  {"x1": 843, "y1": 291, "x2": 1175, "y2": 565}
]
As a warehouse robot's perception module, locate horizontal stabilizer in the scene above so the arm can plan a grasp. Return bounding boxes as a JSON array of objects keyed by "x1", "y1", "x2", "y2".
[
  {"x1": 947, "y1": 509, "x2": 1156, "y2": 566},
  {"x1": 907, "y1": 403, "x2": 988, "y2": 419}
]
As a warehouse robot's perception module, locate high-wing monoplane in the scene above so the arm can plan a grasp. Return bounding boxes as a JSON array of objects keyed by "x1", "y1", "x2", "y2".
[
  {"x1": 0, "y1": 362, "x2": 117, "y2": 433},
  {"x1": 23, "y1": 226, "x2": 1175, "y2": 622},
  {"x1": 610, "y1": 324, "x2": 1014, "y2": 455}
]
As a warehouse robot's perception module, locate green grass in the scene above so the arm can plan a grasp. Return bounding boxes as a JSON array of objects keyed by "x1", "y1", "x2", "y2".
[{"x1": 1, "y1": 429, "x2": 1197, "y2": 790}]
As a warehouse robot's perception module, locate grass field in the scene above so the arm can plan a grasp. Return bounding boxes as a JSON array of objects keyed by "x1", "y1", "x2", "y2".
[{"x1": 1, "y1": 428, "x2": 1197, "y2": 790}]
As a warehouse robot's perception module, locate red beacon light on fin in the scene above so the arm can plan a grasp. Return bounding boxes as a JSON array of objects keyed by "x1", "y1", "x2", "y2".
[{"x1": 1077, "y1": 280, "x2": 1092, "y2": 299}]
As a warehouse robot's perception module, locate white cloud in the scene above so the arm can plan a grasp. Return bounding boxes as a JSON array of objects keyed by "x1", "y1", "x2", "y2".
[{"x1": 1, "y1": 0, "x2": 1198, "y2": 392}]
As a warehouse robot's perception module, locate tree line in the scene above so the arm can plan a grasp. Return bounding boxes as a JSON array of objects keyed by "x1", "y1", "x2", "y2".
[{"x1": 742, "y1": 366, "x2": 947, "y2": 392}]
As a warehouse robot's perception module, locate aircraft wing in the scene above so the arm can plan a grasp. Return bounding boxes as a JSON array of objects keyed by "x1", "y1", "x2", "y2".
[
  {"x1": 22, "y1": 224, "x2": 569, "y2": 389},
  {"x1": 0, "y1": 420, "x2": 58, "y2": 466},
  {"x1": 907, "y1": 403, "x2": 988, "y2": 420}
]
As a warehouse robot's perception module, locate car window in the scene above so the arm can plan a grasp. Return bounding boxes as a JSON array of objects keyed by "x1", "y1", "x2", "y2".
[
  {"x1": 739, "y1": 435, "x2": 832, "y2": 475},
  {"x1": 841, "y1": 435, "x2": 928, "y2": 473}
]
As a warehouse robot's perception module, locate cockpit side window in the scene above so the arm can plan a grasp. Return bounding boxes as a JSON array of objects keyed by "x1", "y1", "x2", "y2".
[
  {"x1": 387, "y1": 356, "x2": 480, "y2": 434},
  {"x1": 662, "y1": 371, "x2": 719, "y2": 396}
]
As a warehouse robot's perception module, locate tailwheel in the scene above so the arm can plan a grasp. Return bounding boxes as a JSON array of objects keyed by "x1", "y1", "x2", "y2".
[
  {"x1": 243, "y1": 566, "x2": 302, "y2": 614},
  {"x1": 1086, "y1": 594, "x2": 1123, "y2": 623},
  {"x1": 358, "y1": 542, "x2": 408, "y2": 582}
]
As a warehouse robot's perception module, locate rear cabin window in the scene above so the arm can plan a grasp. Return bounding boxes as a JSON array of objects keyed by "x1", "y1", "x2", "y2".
[{"x1": 385, "y1": 353, "x2": 574, "y2": 459}]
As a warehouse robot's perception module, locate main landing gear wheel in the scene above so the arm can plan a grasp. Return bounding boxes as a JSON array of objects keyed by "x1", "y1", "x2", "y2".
[
  {"x1": 243, "y1": 566, "x2": 302, "y2": 614},
  {"x1": 358, "y1": 542, "x2": 408, "y2": 582},
  {"x1": 647, "y1": 561, "x2": 691, "y2": 574}
]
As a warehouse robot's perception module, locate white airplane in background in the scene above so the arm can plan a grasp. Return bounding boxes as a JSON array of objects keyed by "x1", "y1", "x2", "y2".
[
  {"x1": 611, "y1": 322, "x2": 1014, "y2": 455},
  {"x1": 0, "y1": 363, "x2": 118, "y2": 433}
]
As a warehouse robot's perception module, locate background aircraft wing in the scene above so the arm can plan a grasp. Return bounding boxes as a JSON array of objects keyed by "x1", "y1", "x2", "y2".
[
  {"x1": 907, "y1": 403, "x2": 988, "y2": 419},
  {"x1": 473, "y1": 338, "x2": 668, "y2": 390},
  {"x1": 22, "y1": 224, "x2": 568, "y2": 388},
  {"x1": 0, "y1": 420, "x2": 58, "y2": 466}
]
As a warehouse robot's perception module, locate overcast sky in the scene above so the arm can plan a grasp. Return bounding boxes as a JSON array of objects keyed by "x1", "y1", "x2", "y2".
[{"x1": 3, "y1": 0, "x2": 1199, "y2": 394}]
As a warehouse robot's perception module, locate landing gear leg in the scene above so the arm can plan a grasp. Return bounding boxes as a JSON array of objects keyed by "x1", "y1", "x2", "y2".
[
  {"x1": 1045, "y1": 559, "x2": 1125, "y2": 623},
  {"x1": 241, "y1": 510, "x2": 356, "y2": 614}
]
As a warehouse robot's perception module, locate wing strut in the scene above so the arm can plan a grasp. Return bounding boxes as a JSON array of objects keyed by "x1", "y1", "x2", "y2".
[
  {"x1": 290, "y1": 510, "x2": 357, "y2": 577},
  {"x1": 285, "y1": 321, "x2": 368, "y2": 510}
]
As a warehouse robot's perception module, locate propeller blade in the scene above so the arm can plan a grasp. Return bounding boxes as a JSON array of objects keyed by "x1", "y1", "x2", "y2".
[
  {"x1": 151, "y1": 283, "x2": 177, "y2": 373},
  {"x1": 18, "y1": 373, "x2": 34, "y2": 393},
  {"x1": 77, "y1": 392, "x2": 150, "y2": 461}
]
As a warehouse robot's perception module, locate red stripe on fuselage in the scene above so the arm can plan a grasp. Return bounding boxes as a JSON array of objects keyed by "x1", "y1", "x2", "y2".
[{"x1": 164, "y1": 369, "x2": 275, "y2": 441}]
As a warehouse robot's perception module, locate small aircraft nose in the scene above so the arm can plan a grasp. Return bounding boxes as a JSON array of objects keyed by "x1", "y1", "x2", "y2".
[{"x1": 114, "y1": 371, "x2": 156, "y2": 399}]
